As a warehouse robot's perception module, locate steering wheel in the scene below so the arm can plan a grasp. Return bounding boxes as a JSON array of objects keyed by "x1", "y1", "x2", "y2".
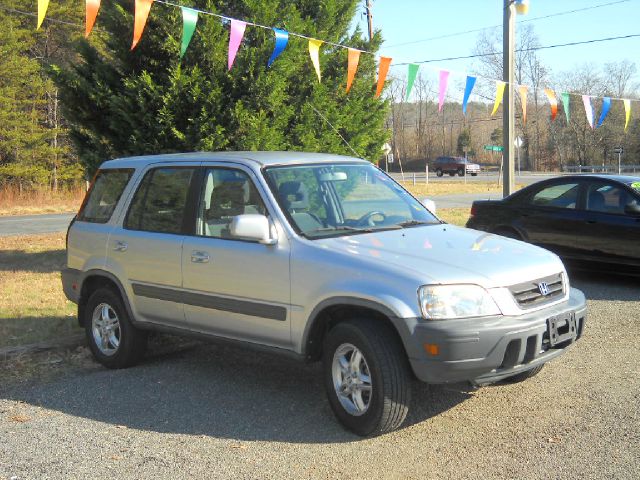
[{"x1": 355, "y1": 211, "x2": 386, "y2": 227}]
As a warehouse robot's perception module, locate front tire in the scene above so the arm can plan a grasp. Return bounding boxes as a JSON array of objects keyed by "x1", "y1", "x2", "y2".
[
  {"x1": 503, "y1": 365, "x2": 544, "y2": 383},
  {"x1": 84, "y1": 287, "x2": 147, "y2": 369},
  {"x1": 323, "y1": 319, "x2": 411, "y2": 436},
  {"x1": 458, "y1": 168, "x2": 464, "y2": 176},
  {"x1": 436, "y1": 168, "x2": 443, "y2": 177}
]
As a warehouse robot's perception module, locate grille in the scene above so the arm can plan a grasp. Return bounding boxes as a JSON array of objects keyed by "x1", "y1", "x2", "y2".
[{"x1": 509, "y1": 273, "x2": 564, "y2": 309}]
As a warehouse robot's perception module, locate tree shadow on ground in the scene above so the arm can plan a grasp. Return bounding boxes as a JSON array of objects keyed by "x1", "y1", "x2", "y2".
[
  {"x1": 0, "y1": 249, "x2": 65, "y2": 274},
  {"x1": 1, "y1": 338, "x2": 471, "y2": 444},
  {"x1": 567, "y1": 268, "x2": 639, "y2": 302},
  {"x1": 0, "y1": 316, "x2": 81, "y2": 349}
]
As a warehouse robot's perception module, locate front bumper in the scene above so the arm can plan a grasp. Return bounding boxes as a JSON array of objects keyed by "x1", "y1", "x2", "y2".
[{"x1": 405, "y1": 287, "x2": 587, "y2": 384}]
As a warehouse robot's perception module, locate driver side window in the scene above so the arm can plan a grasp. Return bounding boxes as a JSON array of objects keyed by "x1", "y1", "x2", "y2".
[{"x1": 197, "y1": 168, "x2": 267, "y2": 239}]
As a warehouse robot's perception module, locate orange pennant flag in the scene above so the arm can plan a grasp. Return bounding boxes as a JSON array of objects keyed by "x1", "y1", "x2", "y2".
[
  {"x1": 346, "y1": 48, "x2": 361, "y2": 93},
  {"x1": 375, "y1": 57, "x2": 392, "y2": 98},
  {"x1": 519, "y1": 85, "x2": 528, "y2": 124},
  {"x1": 85, "y1": 0, "x2": 101, "y2": 38},
  {"x1": 132, "y1": 0, "x2": 154, "y2": 50},
  {"x1": 544, "y1": 88, "x2": 558, "y2": 121}
]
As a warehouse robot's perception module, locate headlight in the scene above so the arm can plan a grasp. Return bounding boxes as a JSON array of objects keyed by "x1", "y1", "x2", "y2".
[{"x1": 418, "y1": 284, "x2": 501, "y2": 320}]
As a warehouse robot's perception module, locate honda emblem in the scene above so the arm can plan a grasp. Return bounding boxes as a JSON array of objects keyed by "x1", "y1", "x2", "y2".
[{"x1": 538, "y1": 282, "x2": 550, "y2": 296}]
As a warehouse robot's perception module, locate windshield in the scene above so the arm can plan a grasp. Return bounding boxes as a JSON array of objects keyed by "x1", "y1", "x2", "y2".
[{"x1": 264, "y1": 163, "x2": 440, "y2": 239}]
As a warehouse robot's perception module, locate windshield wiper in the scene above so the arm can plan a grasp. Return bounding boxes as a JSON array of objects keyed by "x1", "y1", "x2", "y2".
[
  {"x1": 306, "y1": 225, "x2": 402, "y2": 236},
  {"x1": 396, "y1": 220, "x2": 434, "y2": 228}
]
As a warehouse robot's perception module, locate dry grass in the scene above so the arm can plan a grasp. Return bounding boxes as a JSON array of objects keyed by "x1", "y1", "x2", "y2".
[
  {"x1": 402, "y1": 181, "x2": 523, "y2": 197},
  {"x1": 436, "y1": 208, "x2": 471, "y2": 227},
  {"x1": 0, "y1": 233, "x2": 79, "y2": 348},
  {"x1": 0, "y1": 185, "x2": 85, "y2": 216}
]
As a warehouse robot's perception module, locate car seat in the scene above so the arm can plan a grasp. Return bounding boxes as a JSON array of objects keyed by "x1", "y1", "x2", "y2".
[{"x1": 278, "y1": 181, "x2": 324, "y2": 232}]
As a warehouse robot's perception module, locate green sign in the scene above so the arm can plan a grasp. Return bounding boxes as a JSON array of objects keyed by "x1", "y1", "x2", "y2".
[{"x1": 484, "y1": 145, "x2": 504, "y2": 152}]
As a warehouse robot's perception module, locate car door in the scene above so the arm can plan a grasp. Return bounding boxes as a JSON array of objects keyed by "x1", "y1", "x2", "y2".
[
  {"x1": 571, "y1": 180, "x2": 640, "y2": 266},
  {"x1": 514, "y1": 179, "x2": 584, "y2": 257},
  {"x1": 107, "y1": 164, "x2": 199, "y2": 329},
  {"x1": 181, "y1": 165, "x2": 291, "y2": 348}
]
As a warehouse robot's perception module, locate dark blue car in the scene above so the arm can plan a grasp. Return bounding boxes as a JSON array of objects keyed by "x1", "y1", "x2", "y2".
[{"x1": 466, "y1": 174, "x2": 640, "y2": 275}]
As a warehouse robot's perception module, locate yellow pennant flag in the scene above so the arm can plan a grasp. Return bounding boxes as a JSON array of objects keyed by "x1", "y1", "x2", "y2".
[
  {"x1": 623, "y1": 99, "x2": 631, "y2": 132},
  {"x1": 519, "y1": 85, "x2": 528, "y2": 124},
  {"x1": 308, "y1": 39, "x2": 323, "y2": 83},
  {"x1": 491, "y1": 81, "x2": 506, "y2": 116},
  {"x1": 37, "y1": 0, "x2": 50, "y2": 29}
]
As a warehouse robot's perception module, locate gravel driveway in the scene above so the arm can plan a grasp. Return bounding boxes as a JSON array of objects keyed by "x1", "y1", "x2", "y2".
[{"x1": 1, "y1": 272, "x2": 638, "y2": 479}]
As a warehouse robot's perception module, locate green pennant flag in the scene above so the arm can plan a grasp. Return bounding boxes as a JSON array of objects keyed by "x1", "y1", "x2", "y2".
[
  {"x1": 405, "y1": 64, "x2": 419, "y2": 102},
  {"x1": 180, "y1": 7, "x2": 198, "y2": 59},
  {"x1": 561, "y1": 92, "x2": 570, "y2": 123}
]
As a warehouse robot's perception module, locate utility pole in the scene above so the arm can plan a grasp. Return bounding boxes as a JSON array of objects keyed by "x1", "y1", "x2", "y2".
[
  {"x1": 365, "y1": 0, "x2": 374, "y2": 43},
  {"x1": 502, "y1": 0, "x2": 516, "y2": 197}
]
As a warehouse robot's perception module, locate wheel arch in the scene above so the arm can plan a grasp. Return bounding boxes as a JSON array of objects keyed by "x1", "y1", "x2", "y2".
[
  {"x1": 492, "y1": 225, "x2": 526, "y2": 241},
  {"x1": 302, "y1": 297, "x2": 411, "y2": 364},
  {"x1": 78, "y1": 270, "x2": 134, "y2": 327}
]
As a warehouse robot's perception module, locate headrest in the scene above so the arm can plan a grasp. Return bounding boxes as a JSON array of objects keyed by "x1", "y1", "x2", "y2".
[
  {"x1": 209, "y1": 181, "x2": 246, "y2": 218},
  {"x1": 279, "y1": 181, "x2": 309, "y2": 211}
]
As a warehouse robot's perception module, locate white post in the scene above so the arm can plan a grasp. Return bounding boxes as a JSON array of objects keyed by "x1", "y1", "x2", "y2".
[{"x1": 425, "y1": 165, "x2": 429, "y2": 185}]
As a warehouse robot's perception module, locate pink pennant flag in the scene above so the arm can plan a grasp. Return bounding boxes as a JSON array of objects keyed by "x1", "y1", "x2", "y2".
[
  {"x1": 438, "y1": 70, "x2": 450, "y2": 113},
  {"x1": 582, "y1": 95, "x2": 594, "y2": 129},
  {"x1": 228, "y1": 19, "x2": 247, "y2": 70}
]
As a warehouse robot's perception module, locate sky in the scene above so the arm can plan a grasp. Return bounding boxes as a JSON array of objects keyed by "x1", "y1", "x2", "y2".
[{"x1": 352, "y1": 0, "x2": 640, "y2": 87}]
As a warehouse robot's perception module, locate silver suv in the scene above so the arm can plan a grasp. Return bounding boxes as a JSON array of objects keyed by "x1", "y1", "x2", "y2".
[{"x1": 63, "y1": 152, "x2": 586, "y2": 436}]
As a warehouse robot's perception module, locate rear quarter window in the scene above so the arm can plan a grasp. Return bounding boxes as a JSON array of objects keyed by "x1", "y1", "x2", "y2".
[{"x1": 77, "y1": 169, "x2": 134, "y2": 223}]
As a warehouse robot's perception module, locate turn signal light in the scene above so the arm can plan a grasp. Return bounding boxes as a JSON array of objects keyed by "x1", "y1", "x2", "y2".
[{"x1": 423, "y1": 343, "x2": 440, "y2": 356}]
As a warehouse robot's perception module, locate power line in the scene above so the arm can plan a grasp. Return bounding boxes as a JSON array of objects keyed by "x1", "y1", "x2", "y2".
[
  {"x1": 0, "y1": 5, "x2": 84, "y2": 28},
  {"x1": 392, "y1": 33, "x2": 640, "y2": 66},
  {"x1": 384, "y1": 0, "x2": 632, "y2": 49}
]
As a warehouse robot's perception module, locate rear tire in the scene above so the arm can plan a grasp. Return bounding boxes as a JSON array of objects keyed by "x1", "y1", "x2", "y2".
[
  {"x1": 322, "y1": 319, "x2": 411, "y2": 436},
  {"x1": 503, "y1": 365, "x2": 544, "y2": 383},
  {"x1": 84, "y1": 287, "x2": 147, "y2": 369},
  {"x1": 494, "y1": 228, "x2": 522, "y2": 240}
]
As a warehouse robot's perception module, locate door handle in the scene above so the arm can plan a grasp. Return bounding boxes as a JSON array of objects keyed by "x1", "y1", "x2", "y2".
[
  {"x1": 191, "y1": 251, "x2": 210, "y2": 263},
  {"x1": 113, "y1": 241, "x2": 128, "y2": 252}
]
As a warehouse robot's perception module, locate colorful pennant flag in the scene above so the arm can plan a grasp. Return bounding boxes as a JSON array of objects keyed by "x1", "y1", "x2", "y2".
[
  {"x1": 132, "y1": 0, "x2": 154, "y2": 50},
  {"x1": 268, "y1": 28, "x2": 288, "y2": 67},
  {"x1": 519, "y1": 85, "x2": 528, "y2": 124},
  {"x1": 346, "y1": 49, "x2": 361, "y2": 93},
  {"x1": 596, "y1": 97, "x2": 611, "y2": 128},
  {"x1": 623, "y1": 99, "x2": 631, "y2": 132},
  {"x1": 405, "y1": 64, "x2": 419, "y2": 102},
  {"x1": 375, "y1": 57, "x2": 392, "y2": 98},
  {"x1": 544, "y1": 88, "x2": 558, "y2": 121},
  {"x1": 180, "y1": 7, "x2": 198, "y2": 59},
  {"x1": 228, "y1": 20, "x2": 247, "y2": 70},
  {"x1": 308, "y1": 39, "x2": 323, "y2": 82},
  {"x1": 85, "y1": 0, "x2": 101, "y2": 37},
  {"x1": 37, "y1": 0, "x2": 50, "y2": 30},
  {"x1": 582, "y1": 95, "x2": 594, "y2": 129},
  {"x1": 438, "y1": 70, "x2": 450, "y2": 113},
  {"x1": 462, "y1": 76, "x2": 476, "y2": 115},
  {"x1": 491, "y1": 81, "x2": 506, "y2": 116},
  {"x1": 561, "y1": 92, "x2": 571, "y2": 123}
]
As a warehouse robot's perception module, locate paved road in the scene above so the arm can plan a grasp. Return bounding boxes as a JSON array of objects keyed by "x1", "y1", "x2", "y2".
[
  {"x1": 1, "y1": 273, "x2": 638, "y2": 479},
  {"x1": 390, "y1": 172, "x2": 559, "y2": 186},
  {"x1": 0, "y1": 213, "x2": 75, "y2": 237}
]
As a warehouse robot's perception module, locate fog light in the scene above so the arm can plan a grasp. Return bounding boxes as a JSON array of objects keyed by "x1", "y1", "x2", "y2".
[{"x1": 423, "y1": 343, "x2": 440, "y2": 356}]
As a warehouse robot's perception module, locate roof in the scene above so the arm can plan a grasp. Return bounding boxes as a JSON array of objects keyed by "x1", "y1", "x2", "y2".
[
  {"x1": 101, "y1": 151, "x2": 368, "y2": 169},
  {"x1": 557, "y1": 174, "x2": 640, "y2": 186}
]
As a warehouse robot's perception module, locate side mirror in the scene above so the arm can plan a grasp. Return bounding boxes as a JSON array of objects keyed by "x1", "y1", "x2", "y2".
[
  {"x1": 624, "y1": 201, "x2": 640, "y2": 216},
  {"x1": 229, "y1": 214, "x2": 278, "y2": 245},
  {"x1": 420, "y1": 197, "x2": 436, "y2": 214}
]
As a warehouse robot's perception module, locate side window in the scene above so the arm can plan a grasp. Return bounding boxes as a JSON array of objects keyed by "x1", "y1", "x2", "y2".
[
  {"x1": 125, "y1": 167, "x2": 195, "y2": 234},
  {"x1": 197, "y1": 168, "x2": 267, "y2": 238},
  {"x1": 586, "y1": 183, "x2": 627, "y2": 214},
  {"x1": 77, "y1": 169, "x2": 133, "y2": 223},
  {"x1": 530, "y1": 183, "x2": 579, "y2": 209}
]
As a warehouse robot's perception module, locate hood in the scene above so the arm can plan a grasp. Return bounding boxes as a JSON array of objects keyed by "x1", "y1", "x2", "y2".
[{"x1": 314, "y1": 224, "x2": 564, "y2": 288}]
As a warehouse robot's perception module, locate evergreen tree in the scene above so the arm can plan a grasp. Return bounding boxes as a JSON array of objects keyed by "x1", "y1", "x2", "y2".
[{"x1": 53, "y1": 0, "x2": 390, "y2": 174}]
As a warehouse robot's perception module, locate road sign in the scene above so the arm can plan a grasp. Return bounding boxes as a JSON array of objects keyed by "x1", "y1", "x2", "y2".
[
  {"x1": 515, "y1": 136, "x2": 523, "y2": 148},
  {"x1": 613, "y1": 146, "x2": 624, "y2": 155},
  {"x1": 387, "y1": 153, "x2": 394, "y2": 164},
  {"x1": 382, "y1": 143, "x2": 392, "y2": 155},
  {"x1": 484, "y1": 145, "x2": 504, "y2": 152}
]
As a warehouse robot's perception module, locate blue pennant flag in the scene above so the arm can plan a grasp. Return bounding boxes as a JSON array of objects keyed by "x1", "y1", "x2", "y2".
[
  {"x1": 596, "y1": 97, "x2": 611, "y2": 128},
  {"x1": 268, "y1": 28, "x2": 289, "y2": 67},
  {"x1": 462, "y1": 76, "x2": 477, "y2": 115}
]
